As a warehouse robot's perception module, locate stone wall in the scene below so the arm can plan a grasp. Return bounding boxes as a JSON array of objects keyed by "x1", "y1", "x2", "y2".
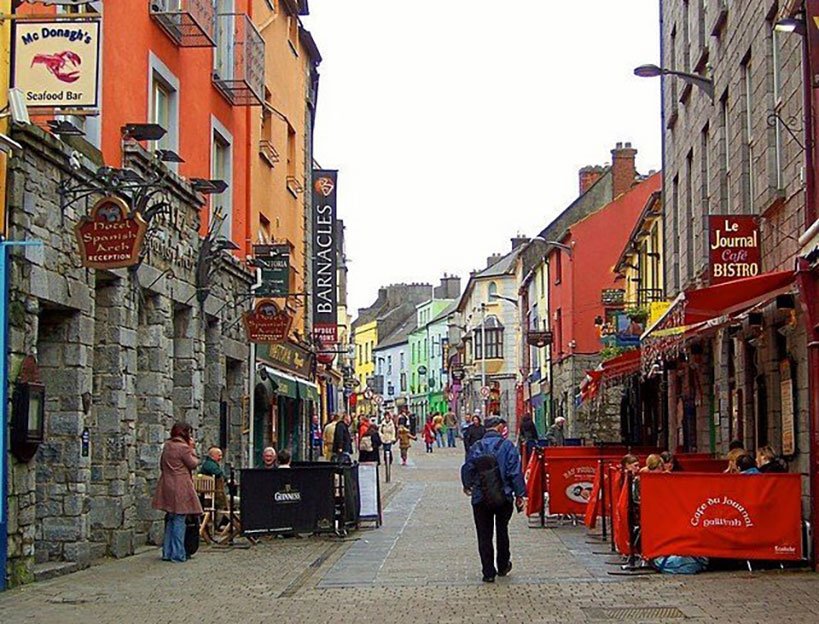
[{"x1": 5, "y1": 125, "x2": 253, "y2": 586}]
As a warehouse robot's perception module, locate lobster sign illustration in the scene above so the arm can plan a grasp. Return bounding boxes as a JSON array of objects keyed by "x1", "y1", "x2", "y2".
[{"x1": 31, "y1": 50, "x2": 83, "y2": 83}]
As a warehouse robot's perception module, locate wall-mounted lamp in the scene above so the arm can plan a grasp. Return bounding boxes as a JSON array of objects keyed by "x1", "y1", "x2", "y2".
[
  {"x1": 191, "y1": 178, "x2": 229, "y2": 194},
  {"x1": 11, "y1": 356, "x2": 46, "y2": 462},
  {"x1": 122, "y1": 123, "x2": 166, "y2": 142},
  {"x1": 47, "y1": 119, "x2": 85, "y2": 137},
  {"x1": 531, "y1": 235, "x2": 573, "y2": 256},
  {"x1": 634, "y1": 63, "x2": 714, "y2": 102},
  {"x1": 775, "y1": 16, "x2": 806, "y2": 36},
  {"x1": 0, "y1": 88, "x2": 30, "y2": 124},
  {"x1": 156, "y1": 148, "x2": 185, "y2": 163}
]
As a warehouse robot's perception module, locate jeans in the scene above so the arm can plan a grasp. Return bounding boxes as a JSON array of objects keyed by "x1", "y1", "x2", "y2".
[
  {"x1": 447, "y1": 428, "x2": 456, "y2": 447},
  {"x1": 472, "y1": 500, "x2": 514, "y2": 579},
  {"x1": 163, "y1": 512, "x2": 187, "y2": 562},
  {"x1": 435, "y1": 431, "x2": 444, "y2": 448}
]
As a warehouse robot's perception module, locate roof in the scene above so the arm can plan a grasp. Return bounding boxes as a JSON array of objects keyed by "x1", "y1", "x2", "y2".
[
  {"x1": 456, "y1": 246, "x2": 523, "y2": 313},
  {"x1": 373, "y1": 315, "x2": 416, "y2": 351},
  {"x1": 429, "y1": 300, "x2": 458, "y2": 325},
  {"x1": 299, "y1": 27, "x2": 322, "y2": 64},
  {"x1": 538, "y1": 167, "x2": 613, "y2": 244}
]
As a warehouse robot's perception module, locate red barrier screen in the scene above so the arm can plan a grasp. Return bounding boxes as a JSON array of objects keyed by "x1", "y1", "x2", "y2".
[
  {"x1": 546, "y1": 457, "x2": 598, "y2": 515},
  {"x1": 641, "y1": 473, "x2": 803, "y2": 561}
]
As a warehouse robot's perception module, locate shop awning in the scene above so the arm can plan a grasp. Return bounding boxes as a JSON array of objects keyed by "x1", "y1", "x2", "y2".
[
  {"x1": 297, "y1": 379, "x2": 319, "y2": 402},
  {"x1": 260, "y1": 365, "x2": 300, "y2": 399},
  {"x1": 601, "y1": 349, "x2": 642, "y2": 381},
  {"x1": 643, "y1": 270, "x2": 796, "y2": 339}
]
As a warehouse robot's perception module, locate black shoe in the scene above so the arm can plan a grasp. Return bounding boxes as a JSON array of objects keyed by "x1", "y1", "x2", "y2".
[
  {"x1": 482, "y1": 575, "x2": 495, "y2": 583},
  {"x1": 498, "y1": 562, "x2": 512, "y2": 577}
]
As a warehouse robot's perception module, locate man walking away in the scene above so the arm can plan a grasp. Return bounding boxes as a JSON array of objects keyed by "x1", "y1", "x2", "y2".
[
  {"x1": 444, "y1": 411, "x2": 458, "y2": 447},
  {"x1": 546, "y1": 416, "x2": 566, "y2": 446},
  {"x1": 333, "y1": 414, "x2": 353, "y2": 462},
  {"x1": 323, "y1": 414, "x2": 340, "y2": 460},
  {"x1": 461, "y1": 417, "x2": 526, "y2": 583}
]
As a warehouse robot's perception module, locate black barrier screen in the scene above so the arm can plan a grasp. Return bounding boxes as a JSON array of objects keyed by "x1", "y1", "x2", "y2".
[{"x1": 240, "y1": 465, "x2": 336, "y2": 534}]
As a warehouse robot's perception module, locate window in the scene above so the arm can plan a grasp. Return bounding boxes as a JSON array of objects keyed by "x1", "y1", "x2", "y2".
[
  {"x1": 387, "y1": 355, "x2": 392, "y2": 375},
  {"x1": 488, "y1": 282, "x2": 498, "y2": 299},
  {"x1": 742, "y1": 55, "x2": 755, "y2": 211},
  {"x1": 685, "y1": 150, "x2": 694, "y2": 280},
  {"x1": 554, "y1": 308, "x2": 563, "y2": 357},
  {"x1": 149, "y1": 54, "x2": 179, "y2": 165},
  {"x1": 682, "y1": 1, "x2": 691, "y2": 70},
  {"x1": 770, "y1": 19, "x2": 784, "y2": 190},
  {"x1": 214, "y1": 1, "x2": 236, "y2": 81},
  {"x1": 399, "y1": 352, "x2": 405, "y2": 371},
  {"x1": 553, "y1": 250, "x2": 562, "y2": 285},
  {"x1": 720, "y1": 91, "x2": 731, "y2": 212},
  {"x1": 701, "y1": 125, "x2": 711, "y2": 263},
  {"x1": 288, "y1": 14, "x2": 299, "y2": 55},
  {"x1": 672, "y1": 175, "x2": 681, "y2": 290},
  {"x1": 211, "y1": 118, "x2": 233, "y2": 241}
]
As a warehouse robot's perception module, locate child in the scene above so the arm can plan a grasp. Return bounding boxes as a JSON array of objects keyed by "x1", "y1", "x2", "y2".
[
  {"x1": 422, "y1": 417, "x2": 436, "y2": 453},
  {"x1": 397, "y1": 424, "x2": 417, "y2": 465}
]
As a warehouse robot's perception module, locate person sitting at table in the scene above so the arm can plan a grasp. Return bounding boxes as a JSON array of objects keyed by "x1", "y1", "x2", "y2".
[
  {"x1": 278, "y1": 449, "x2": 292, "y2": 468},
  {"x1": 728, "y1": 439, "x2": 745, "y2": 452},
  {"x1": 262, "y1": 447, "x2": 278, "y2": 469},
  {"x1": 724, "y1": 448, "x2": 745, "y2": 474},
  {"x1": 660, "y1": 451, "x2": 682, "y2": 472},
  {"x1": 736, "y1": 453, "x2": 760, "y2": 474},
  {"x1": 199, "y1": 446, "x2": 228, "y2": 513},
  {"x1": 640, "y1": 454, "x2": 663, "y2": 474},
  {"x1": 621, "y1": 454, "x2": 640, "y2": 474},
  {"x1": 757, "y1": 446, "x2": 787, "y2": 473}
]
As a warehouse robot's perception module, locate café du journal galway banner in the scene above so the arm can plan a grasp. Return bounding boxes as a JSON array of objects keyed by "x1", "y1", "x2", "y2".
[{"x1": 13, "y1": 19, "x2": 101, "y2": 108}]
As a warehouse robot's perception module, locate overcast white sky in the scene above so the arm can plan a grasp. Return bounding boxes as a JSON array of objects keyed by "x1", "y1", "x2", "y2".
[{"x1": 306, "y1": 1, "x2": 663, "y2": 316}]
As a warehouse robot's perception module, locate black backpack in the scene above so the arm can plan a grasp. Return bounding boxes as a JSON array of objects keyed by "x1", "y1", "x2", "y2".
[{"x1": 472, "y1": 438, "x2": 508, "y2": 510}]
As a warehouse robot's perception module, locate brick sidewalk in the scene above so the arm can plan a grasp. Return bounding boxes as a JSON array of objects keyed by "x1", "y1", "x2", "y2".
[{"x1": 2, "y1": 448, "x2": 819, "y2": 623}]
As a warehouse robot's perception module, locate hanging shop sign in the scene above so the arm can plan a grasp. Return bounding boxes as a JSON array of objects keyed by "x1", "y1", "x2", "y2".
[
  {"x1": 311, "y1": 170, "x2": 338, "y2": 343},
  {"x1": 780, "y1": 359, "x2": 796, "y2": 456},
  {"x1": 74, "y1": 196, "x2": 147, "y2": 269},
  {"x1": 244, "y1": 300, "x2": 293, "y2": 344},
  {"x1": 13, "y1": 19, "x2": 101, "y2": 108},
  {"x1": 252, "y1": 243, "x2": 290, "y2": 297},
  {"x1": 708, "y1": 215, "x2": 761, "y2": 285},
  {"x1": 258, "y1": 340, "x2": 313, "y2": 379}
]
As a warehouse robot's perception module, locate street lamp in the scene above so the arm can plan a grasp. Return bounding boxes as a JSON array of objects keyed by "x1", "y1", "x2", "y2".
[
  {"x1": 530, "y1": 235, "x2": 573, "y2": 257},
  {"x1": 775, "y1": 16, "x2": 806, "y2": 35},
  {"x1": 489, "y1": 293, "x2": 519, "y2": 306},
  {"x1": 633, "y1": 63, "x2": 715, "y2": 103}
]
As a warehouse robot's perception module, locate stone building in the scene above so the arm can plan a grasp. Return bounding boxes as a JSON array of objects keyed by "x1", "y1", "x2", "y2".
[
  {"x1": 4, "y1": 125, "x2": 252, "y2": 586},
  {"x1": 650, "y1": 0, "x2": 811, "y2": 478}
]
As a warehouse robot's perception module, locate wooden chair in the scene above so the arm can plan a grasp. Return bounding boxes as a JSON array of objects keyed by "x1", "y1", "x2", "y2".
[{"x1": 194, "y1": 474, "x2": 217, "y2": 543}]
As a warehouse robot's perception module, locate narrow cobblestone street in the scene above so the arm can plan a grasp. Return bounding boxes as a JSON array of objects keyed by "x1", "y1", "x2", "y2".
[{"x1": 3, "y1": 448, "x2": 819, "y2": 624}]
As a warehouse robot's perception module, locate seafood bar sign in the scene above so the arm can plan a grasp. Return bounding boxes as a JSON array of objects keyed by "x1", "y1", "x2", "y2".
[{"x1": 13, "y1": 19, "x2": 101, "y2": 108}]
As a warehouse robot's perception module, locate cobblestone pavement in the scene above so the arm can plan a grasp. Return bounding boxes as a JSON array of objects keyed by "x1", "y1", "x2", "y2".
[{"x1": 4, "y1": 447, "x2": 819, "y2": 623}]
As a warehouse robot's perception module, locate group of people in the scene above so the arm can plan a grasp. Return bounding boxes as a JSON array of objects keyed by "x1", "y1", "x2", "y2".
[
  {"x1": 725, "y1": 441, "x2": 788, "y2": 474},
  {"x1": 320, "y1": 411, "x2": 420, "y2": 465}
]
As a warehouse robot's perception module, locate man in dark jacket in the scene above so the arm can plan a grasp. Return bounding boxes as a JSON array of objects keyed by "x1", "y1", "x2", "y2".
[
  {"x1": 333, "y1": 414, "x2": 353, "y2": 461},
  {"x1": 461, "y1": 417, "x2": 526, "y2": 583},
  {"x1": 463, "y1": 415, "x2": 485, "y2": 456}
]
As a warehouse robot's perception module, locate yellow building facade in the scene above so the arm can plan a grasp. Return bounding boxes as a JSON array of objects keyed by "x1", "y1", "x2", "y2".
[
  {"x1": 614, "y1": 190, "x2": 665, "y2": 321},
  {"x1": 353, "y1": 320, "x2": 377, "y2": 413},
  {"x1": 1, "y1": 0, "x2": 11, "y2": 235},
  {"x1": 251, "y1": 0, "x2": 320, "y2": 335}
]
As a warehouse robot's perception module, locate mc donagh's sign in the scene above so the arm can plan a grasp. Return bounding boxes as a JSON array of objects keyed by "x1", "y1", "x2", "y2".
[
  {"x1": 244, "y1": 300, "x2": 293, "y2": 344},
  {"x1": 74, "y1": 196, "x2": 147, "y2": 269},
  {"x1": 708, "y1": 215, "x2": 761, "y2": 285}
]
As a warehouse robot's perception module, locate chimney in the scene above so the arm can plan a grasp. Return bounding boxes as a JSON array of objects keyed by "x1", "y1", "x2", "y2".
[
  {"x1": 511, "y1": 236, "x2": 530, "y2": 250},
  {"x1": 611, "y1": 141, "x2": 637, "y2": 199},
  {"x1": 434, "y1": 274, "x2": 461, "y2": 300},
  {"x1": 578, "y1": 165, "x2": 605, "y2": 195},
  {"x1": 486, "y1": 253, "x2": 503, "y2": 268}
]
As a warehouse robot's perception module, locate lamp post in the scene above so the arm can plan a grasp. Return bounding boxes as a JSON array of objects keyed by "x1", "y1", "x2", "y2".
[{"x1": 633, "y1": 63, "x2": 715, "y2": 103}]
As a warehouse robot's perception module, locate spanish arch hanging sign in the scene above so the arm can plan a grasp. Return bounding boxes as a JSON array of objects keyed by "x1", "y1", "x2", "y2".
[
  {"x1": 74, "y1": 196, "x2": 147, "y2": 269},
  {"x1": 13, "y1": 19, "x2": 101, "y2": 108},
  {"x1": 244, "y1": 300, "x2": 293, "y2": 344},
  {"x1": 708, "y1": 215, "x2": 761, "y2": 285}
]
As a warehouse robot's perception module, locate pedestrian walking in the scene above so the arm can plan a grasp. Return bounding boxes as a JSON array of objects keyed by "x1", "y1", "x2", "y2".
[
  {"x1": 309, "y1": 414, "x2": 322, "y2": 461},
  {"x1": 397, "y1": 424, "x2": 416, "y2": 465},
  {"x1": 545, "y1": 416, "x2": 566, "y2": 446},
  {"x1": 152, "y1": 421, "x2": 203, "y2": 563},
  {"x1": 444, "y1": 410, "x2": 458, "y2": 447},
  {"x1": 358, "y1": 423, "x2": 382, "y2": 463},
  {"x1": 463, "y1": 415, "x2": 485, "y2": 457},
  {"x1": 433, "y1": 412, "x2": 445, "y2": 448},
  {"x1": 379, "y1": 415, "x2": 397, "y2": 464},
  {"x1": 460, "y1": 416, "x2": 526, "y2": 583},
  {"x1": 519, "y1": 413, "x2": 539, "y2": 458},
  {"x1": 323, "y1": 413, "x2": 340, "y2": 460},
  {"x1": 333, "y1": 414, "x2": 353, "y2": 463},
  {"x1": 422, "y1": 416, "x2": 436, "y2": 453}
]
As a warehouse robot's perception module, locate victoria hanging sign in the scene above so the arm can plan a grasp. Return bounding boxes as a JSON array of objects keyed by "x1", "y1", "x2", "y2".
[
  {"x1": 74, "y1": 196, "x2": 147, "y2": 269},
  {"x1": 13, "y1": 18, "x2": 101, "y2": 108},
  {"x1": 708, "y1": 215, "x2": 761, "y2": 285},
  {"x1": 311, "y1": 170, "x2": 338, "y2": 343},
  {"x1": 244, "y1": 300, "x2": 293, "y2": 344}
]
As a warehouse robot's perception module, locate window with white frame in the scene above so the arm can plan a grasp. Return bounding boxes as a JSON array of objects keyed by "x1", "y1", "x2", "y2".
[
  {"x1": 211, "y1": 119, "x2": 233, "y2": 241},
  {"x1": 742, "y1": 55, "x2": 755, "y2": 211},
  {"x1": 770, "y1": 19, "x2": 784, "y2": 190},
  {"x1": 149, "y1": 54, "x2": 179, "y2": 159},
  {"x1": 214, "y1": 0, "x2": 236, "y2": 81}
]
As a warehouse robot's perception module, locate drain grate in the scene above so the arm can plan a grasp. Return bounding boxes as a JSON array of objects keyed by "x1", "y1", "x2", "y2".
[{"x1": 584, "y1": 606, "x2": 686, "y2": 621}]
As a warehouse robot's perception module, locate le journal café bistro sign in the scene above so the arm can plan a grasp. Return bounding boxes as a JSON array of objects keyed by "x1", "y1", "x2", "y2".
[{"x1": 708, "y1": 215, "x2": 761, "y2": 285}]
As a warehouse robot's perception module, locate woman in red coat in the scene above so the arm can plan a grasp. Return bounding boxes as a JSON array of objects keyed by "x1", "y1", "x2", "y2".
[
  {"x1": 423, "y1": 416, "x2": 436, "y2": 454},
  {"x1": 152, "y1": 421, "x2": 203, "y2": 562}
]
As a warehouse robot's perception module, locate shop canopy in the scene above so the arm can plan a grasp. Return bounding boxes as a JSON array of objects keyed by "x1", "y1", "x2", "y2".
[
  {"x1": 260, "y1": 365, "x2": 319, "y2": 401},
  {"x1": 600, "y1": 349, "x2": 642, "y2": 381},
  {"x1": 643, "y1": 270, "x2": 796, "y2": 339}
]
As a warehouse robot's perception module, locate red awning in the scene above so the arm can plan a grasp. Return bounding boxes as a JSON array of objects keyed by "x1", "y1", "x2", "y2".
[
  {"x1": 682, "y1": 270, "x2": 795, "y2": 324},
  {"x1": 601, "y1": 349, "x2": 641, "y2": 380}
]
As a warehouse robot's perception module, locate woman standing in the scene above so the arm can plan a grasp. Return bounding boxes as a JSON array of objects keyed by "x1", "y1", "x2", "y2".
[
  {"x1": 152, "y1": 421, "x2": 203, "y2": 562},
  {"x1": 379, "y1": 416, "x2": 397, "y2": 464},
  {"x1": 422, "y1": 416, "x2": 436, "y2": 453},
  {"x1": 358, "y1": 423, "x2": 383, "y2": 463}
]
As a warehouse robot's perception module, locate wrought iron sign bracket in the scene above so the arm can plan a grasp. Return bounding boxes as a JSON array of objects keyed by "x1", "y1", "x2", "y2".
[{"x1": 767, "y1": 111, "x2": 805, "y2": 150}]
